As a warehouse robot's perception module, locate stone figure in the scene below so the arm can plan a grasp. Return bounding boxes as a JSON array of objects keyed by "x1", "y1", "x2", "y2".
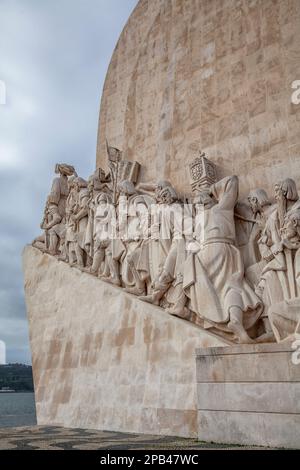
[
  {"x1": 32, "y1": 197, "x2": 52, "y2": 253},
  {"x1": 105, "y1": 180, "x2": 138, "y2": 286},
  {"x1": 49, "y1": 163, "x2": 76, "y2": 219},
  {"x1": 123, "y1": 193, "x2": 155, "y2": 295},
  {"x1": 71, "y1": 177, "x2": 90, "y2": 268},
  {"x1": 235, "y1": 189, "x2": 273, "y2": 270},
  {"x1": 34, "y1": 163, "x2": 77, "y2": 259},
  {"x1": 266, "y1": 210, "x2": 300, "y2": 341},
  {"x1": 65, "y1": 175, "x2": 78, "y2": 265},
  {"x1": 182, "y1": 176, "x2": 263, "y2": 343},
  {"x1": 33, "y1": 199, "x2": 65, "y2": 256},
  {"x1": 137, "y1": 182, "x2": 184, "y2": 308},
  {"x1": 106, "y1": 142, "x2": 140, "y2": 204},
  {"x1": 90, "y1": 192, "x2": 115, "y2": 279},
  {"x1": 110, "y1": 180, "x2": 154, "y2": 292},
  {"x1": 83, "y1": 168, "x2": 111, "y2": 261},
  {"x1": 257, "y1": 178, "x2": 300, "y2": 306},
  {"x1": 33, "y1": 154, "x2": 300, "y2": 345}
]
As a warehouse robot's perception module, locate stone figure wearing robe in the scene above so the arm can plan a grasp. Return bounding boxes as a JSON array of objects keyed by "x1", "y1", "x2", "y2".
[
  {"x1": 235, "y1": 189, "x2": 273, "y2": 271},
  {"x1": 48, "y1": 163, "x2": 76, "y2": 219},
  {"x1": 113, "y1": 181, "x2": 154, "y2": 294},
  {"x1": 65, "y1": 175, "x2": 78, "y2": 265},
  {"x1": 72, "y1": 177, "x2": 90, "y2": 267},
  {"x1": 136, "y1": 182, "x2": 183, "y2": 305},
  {"x1": 106, "y1": 180, "x2": 138, "y2": 286},
  {"x1": 84, "y1": 168, "x2": 111, "y2": 259},
  {"x1": 32, "y1": 200, "x2": 65, "y2": 256},
  {"x1": 90, "y1": 192, "x2": 115, "y2": 278},
  {"x1": 267, "y1": 210, "x2": 300, "y2": 341},
  {"x1": 182, "y1": 175, "x2": 263, "y2": 343},
  {"x1": 32, "y1": 197, "x2": 52, "y2": 252},
  {"x1": 257, "y1": 178, "x2": 300, "y2": 307}
]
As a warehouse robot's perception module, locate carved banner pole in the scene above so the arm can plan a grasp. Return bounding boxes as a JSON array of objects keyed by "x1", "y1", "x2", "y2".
[{"x1": 106, "y1": 140, "x2": 122, "y2": 205}]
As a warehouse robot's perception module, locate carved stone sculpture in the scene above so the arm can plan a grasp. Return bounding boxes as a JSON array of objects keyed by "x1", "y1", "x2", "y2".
[
  {"x1": 72, "y1": 177, "x2": 89, "y2": 267},
  {"x1": 261, "y1": 209, "x2": 300, "y2": 342},
  {"x1": 182, "y1": 176, "x2": 263, "y2": 343},
  {"x1": 33, "y1": 155, "x2": 300, "y2": 345},
  {"x1": 34, "y1": 164, "x2": 77, "y2": 257}
]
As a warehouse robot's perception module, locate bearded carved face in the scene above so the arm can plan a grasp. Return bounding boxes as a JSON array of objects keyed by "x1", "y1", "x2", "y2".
[
  {"x1": 274, "y1": 184, "x2": 287, "y2": 201},
  {"x1": 281, "y1": 214, "x2": 300, "y2": 241},
  {"x1": 159, "y1": 187, "x2": 174, "y2": 205},
  {"x1": 248, "y1": 196, "x2": 259, "y2": 214}
]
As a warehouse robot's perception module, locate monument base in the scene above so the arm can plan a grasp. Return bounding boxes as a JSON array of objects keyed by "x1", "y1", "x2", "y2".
[
  {"x1": 23, "y1": 246, "x2": 227, "y2": 438},
  {"x1": 196, "y1": 343, "x2": 300, "y2": 449}
]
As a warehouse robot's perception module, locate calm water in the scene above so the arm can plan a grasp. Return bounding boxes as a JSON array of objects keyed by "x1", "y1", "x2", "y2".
[{"x1": 0, "y1": 392, "x2": 36, "y2": 427}]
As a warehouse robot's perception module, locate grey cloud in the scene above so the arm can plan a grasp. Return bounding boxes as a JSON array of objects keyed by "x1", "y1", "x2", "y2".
[{"x1": 0, "y1": 0, "x2": 137, "y2": 363}]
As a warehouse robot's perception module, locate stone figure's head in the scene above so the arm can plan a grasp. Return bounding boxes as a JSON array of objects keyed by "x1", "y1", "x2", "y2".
[
  {"x1": 274, "y1": 178, "x2": 298, "y2": 202},
  {"x1": 248, "y1": 189, "x2": 271, "y2": 215},
  {"x1": 96, "y1": 193, "x2": 112, "y2": 207},
  {"x1": 158, "y1": 185, "x2": 178, "y2": 205},
  {"x1": 48, "y1": 203, "x2": 59, "y2": 216},
  {"x1": 155, "y1": 180, "x2": 177, "y2": 204},
  {"x1": 193, "y1": 190, "x2": 216, "y2": 209},
  {"x1": 55, "y1": 163, "x2": 76, "y2": 177},
  {"x1": 88, "y1": 168, "x2": 108, "y2": 192},
  {"x1": 275, "y1": 178, "x2": 298, "y2": 227},
  {"x1": 281, "y1": 211, "x2": 300, "y2": 241},
  {"x1": 118, "y1": 180, "x2": 136, "y2": 196}
]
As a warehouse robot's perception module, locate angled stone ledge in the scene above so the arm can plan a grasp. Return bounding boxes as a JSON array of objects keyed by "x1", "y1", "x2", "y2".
[{"x1": 23, "y1": 245, "x2": 227, "y2": 437}]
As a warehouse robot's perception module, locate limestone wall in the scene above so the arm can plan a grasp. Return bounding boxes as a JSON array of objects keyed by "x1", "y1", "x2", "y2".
[
  {"x1": 196, "y1": 343, "x2": 300, "y2": 448},
  {"x1": 23, "y1": 246, "x2": 227, "y2": 437},
  {"x1": 96, "y1": 0, "x2": 300, "y2": 198}
]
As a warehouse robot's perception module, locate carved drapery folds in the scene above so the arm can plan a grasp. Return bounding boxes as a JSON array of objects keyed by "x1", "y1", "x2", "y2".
[{"x1": 32, "y1": 153, "x2": 300, "y2": 344}]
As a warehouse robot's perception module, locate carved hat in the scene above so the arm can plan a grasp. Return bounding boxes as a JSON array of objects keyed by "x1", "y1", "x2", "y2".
[{"x1": 55, "y1": 163, "x2": 76, "y2": 176}]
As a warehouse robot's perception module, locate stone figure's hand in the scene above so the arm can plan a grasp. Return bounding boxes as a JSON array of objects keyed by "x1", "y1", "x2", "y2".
[{"x1": 271, "y1": 241, "x2": 283, "y2": 255}]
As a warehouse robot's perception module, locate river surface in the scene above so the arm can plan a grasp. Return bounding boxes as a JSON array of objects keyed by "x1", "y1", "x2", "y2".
[{"x1": 0, "y1": 392, "x2": 36, "y2": 427}]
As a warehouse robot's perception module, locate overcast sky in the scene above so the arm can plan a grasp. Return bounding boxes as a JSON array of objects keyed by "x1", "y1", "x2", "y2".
[{"x1": 0, "y1": 0, "x2": 137, "y2": 364}]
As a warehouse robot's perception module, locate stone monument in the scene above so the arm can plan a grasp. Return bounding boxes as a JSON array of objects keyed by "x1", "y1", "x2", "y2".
[{"x1": 23, "y1": 0, "x2": 300, "y2": 447}]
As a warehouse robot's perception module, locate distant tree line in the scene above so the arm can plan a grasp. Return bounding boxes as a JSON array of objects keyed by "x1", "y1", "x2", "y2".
[{"x1": 0, "y1": 364, "x2": 34, "y2": 392}]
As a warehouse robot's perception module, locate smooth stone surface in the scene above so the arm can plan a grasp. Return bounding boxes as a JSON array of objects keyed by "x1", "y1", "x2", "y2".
[
  {"x1": 196, "y1": 343, "x2": 300, "y2": 448},
  {"x1": 196, "y1": 347, "x2": 300, "y2": 383},
  {"x1": 23, "y1": 245, "x2": 227, "y2": 438},
  {"x1": 97, "y1": 0, "x2": 300, "y2": 199},
  {"x1": 197, "y1": 382, "x2": 300, "y2": 414},
  {"x1": 198, "y1": 411, "x2": 300, "y2": 449}
]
